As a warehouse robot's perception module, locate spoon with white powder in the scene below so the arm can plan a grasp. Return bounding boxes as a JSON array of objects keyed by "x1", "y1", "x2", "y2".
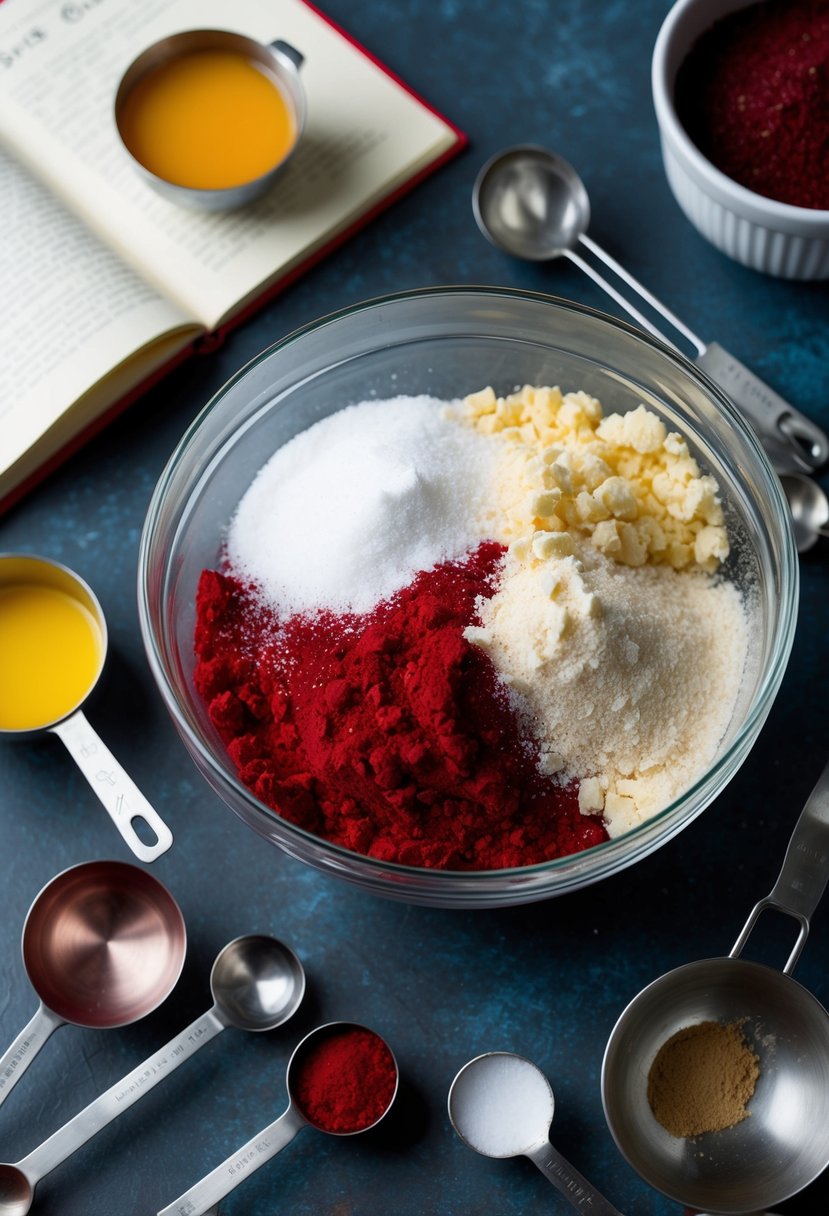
[{"x1": 448, "y1": 1052, "x2": 624, "y2": 1214}]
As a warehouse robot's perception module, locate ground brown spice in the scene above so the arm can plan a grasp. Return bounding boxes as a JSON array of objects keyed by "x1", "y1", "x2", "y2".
[{"x1": 647, "y1": 1019, "x2": 760, "y2": 1138}]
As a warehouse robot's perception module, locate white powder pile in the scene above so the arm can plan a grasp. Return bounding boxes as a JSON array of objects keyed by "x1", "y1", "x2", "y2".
[
  {"x1": 450, "y1": 1054, "x2": 554, "y2": 1157},
  {"x1": 469, "y1": 542, "x2": 748, "y2": 835},
  {"x1": 227, "y1": 396, "x2": 502, "y2": 615}
]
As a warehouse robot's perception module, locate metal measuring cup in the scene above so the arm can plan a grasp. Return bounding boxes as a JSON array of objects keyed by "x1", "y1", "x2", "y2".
[
  {"x1": 0, "y1": 554, "x2": 172, "y2": 861},
  {"x1": 157, "y1": 1022, "x2": 399, "y2": 1216},
  {"x1": 0, "y1": 860, "x2": 186, "y2": 1110},
  {"x1": 602, "y1": 755, "x2": 829, "y2": 1214},
  {"x1": 114, "y1": 30, "x2": 306, "y2": 211}
]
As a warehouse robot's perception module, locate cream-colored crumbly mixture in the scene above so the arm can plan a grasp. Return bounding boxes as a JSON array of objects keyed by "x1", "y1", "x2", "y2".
[{"x1": 453, "y1": 385, "x2": 747, "y2": 836}]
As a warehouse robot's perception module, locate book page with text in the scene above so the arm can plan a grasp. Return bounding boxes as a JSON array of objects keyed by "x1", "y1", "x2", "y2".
[
  {"x1": 0, "y1": 0, "x2": 459, "y2": 331},
  {"x1": 0, "y1": 147, "x2": 197, "y2": 491}
]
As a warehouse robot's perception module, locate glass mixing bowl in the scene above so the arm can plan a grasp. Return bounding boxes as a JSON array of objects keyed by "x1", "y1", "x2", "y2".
[{"x1": 138, "y1": 287, "x2": 798, "y2": 907}]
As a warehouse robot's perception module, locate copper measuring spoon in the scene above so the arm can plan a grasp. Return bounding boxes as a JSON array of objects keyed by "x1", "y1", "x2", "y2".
[
  {"x1": 158, "y1": 1022, "x2": 398, "y2": 1216},
  {"x1": 0, "y1": 554, "x2": 173, "y2": 861},
  {"x1": 0, "y1": 935, "x2": 304, "y2": 1216},
  {"x1": 0, "y1": 860, "x2": 185, "y2": 1111}
]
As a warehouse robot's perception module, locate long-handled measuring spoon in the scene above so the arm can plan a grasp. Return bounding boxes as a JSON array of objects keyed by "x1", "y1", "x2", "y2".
[
  {"x1": 449, "y1": 1051, "x2": 624, "y2": 1214},
  {"x1": 602, "y1": 754, "x2": 829, "y2": 1214},
  {"x1": 472, "y1": 145, "x2": 829, "y2": 481},
  {"x1": 0, "y1": 934, "x2": 304, "y2": 1216},
  {"x1": 157, "y1": 1022, "x2": 398, "y2": 1216},
  {"x1": 0, "y1": 554, "x2": 172, "y2": 861},
  {"x1": 779, "y1": 471, "x2": 829, "y2": 553},
  {"x1": 0, "y1": 860, "x2": 185, "y2": 1110}
]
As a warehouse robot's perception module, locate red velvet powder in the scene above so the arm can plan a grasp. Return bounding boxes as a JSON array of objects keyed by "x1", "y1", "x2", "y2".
[
  {"x1": 194, "y1": 541, "x2": 608, "y2": 870},
  {"x1": 293, "y1": 1026, "x2": 397, "y2": 1133},
  {"x1": 675, "y1": 0, "x2": 829, "y2": 210}
]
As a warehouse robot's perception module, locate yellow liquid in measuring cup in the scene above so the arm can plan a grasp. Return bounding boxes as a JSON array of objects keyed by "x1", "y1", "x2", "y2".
[
  {"x1": 0, "y1": 584, "x2": 103, "y2": 730},
  {"x1": 119, "y1": 48, "x2": 296, "y2": 190}
]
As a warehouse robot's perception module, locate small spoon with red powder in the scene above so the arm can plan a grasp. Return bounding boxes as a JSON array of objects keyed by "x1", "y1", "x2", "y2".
[{"x1": 157, "y1": 1021, "x2": 399, "y2": 1216}]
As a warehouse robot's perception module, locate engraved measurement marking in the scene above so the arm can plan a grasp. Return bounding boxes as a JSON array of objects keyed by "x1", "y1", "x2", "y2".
[
  {"x1": 542, "y1": 1157, "x2": 594, "y2": 1206},
  {"x1": 228, "y1": 1139, "x2": 271, "y2": 1176},
  {"x1": 0, "y1": 1037, "x2": 36, "y2": 1087}
]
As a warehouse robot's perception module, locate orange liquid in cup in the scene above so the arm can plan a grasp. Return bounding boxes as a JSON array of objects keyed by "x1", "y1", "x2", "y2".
[
  {"x1": 119, "y1": 48, "x2": 296, "y2": 190},
  {"x1": 0, "y1": 583, "x2": 103, "y2": 730}
]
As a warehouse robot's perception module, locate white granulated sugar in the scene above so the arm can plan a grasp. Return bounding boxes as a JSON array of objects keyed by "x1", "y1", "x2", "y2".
[
  {"x1": 469, "y1": 542, "x2": 748, "y2": 834},
  {"x1": 451, "y1": 1054, "x2": 553, "y2": 1157},
  {"x1": 227, "y1": 396, "x2": 503, "y2": 615}
]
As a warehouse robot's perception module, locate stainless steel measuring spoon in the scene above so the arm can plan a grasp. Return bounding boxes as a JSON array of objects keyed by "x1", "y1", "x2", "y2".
[
  {"x1": 472, "y1": 145, "x2": 829, "y2": 479},
  {"x1": 0, "y1": 860, "x2": 185, "y2": 1110},
  {"x1": 779, "y1": 471, "x2": 829, "y2": 553},
  {"x1": 157, "y1": 1022, "x2": 398, "y2": 1216},
  {"x1": 602, "y1": 754, "x2": 829, "y2": 1214},
  {"x1": 0, "y1": 554, "x2": 172, "y2": 861},
  {"x1": 0, "y1": 935, "x2": 304, "y2": 1216},
  {"x1": 449, "y1": 1051, "x2": 624, "y2": 1214}
]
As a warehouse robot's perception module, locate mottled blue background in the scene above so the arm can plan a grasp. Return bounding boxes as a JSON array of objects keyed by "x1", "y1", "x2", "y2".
[{"x1": 2, "y1": 1, "x2": 829, "y2": 1213}]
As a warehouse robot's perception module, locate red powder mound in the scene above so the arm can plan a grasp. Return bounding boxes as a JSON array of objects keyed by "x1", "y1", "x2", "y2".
[
  {"x1": 194, "y1": 541, "x2": 608, "y2": 870},
  {"x1": 293, "y1": 1026, "x2": 397, "y2": 1133},
  {"x1": 675, "y1": 0, "x2": 829, "y2": 210}
]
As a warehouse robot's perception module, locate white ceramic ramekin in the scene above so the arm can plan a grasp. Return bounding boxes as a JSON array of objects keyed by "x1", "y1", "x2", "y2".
[{"x1": 652, "y1": 0, "x2": 829, "y2": 280}]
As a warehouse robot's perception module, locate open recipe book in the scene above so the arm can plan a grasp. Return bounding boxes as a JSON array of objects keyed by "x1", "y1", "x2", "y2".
[{"x1": 0, "y1": 0, "x2": 464, "y2": 511}]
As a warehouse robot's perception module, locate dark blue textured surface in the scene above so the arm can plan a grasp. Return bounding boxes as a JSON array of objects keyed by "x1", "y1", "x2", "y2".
[{"x1": 2, "y1": 1, "x2": 829, "y2": 1213}]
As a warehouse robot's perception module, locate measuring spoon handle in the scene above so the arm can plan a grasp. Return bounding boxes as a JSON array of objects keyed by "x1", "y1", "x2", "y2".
[
  {"x1": 19, "y1": 1008, "x2": 224, "y2": 1182},
  {"x1": 0, "y1": 1004, "x2": 63, "y2": 1109},
  {"x1": 526, "y1": 1141, "x2": 625, "y2": 1215},
  {"x1": 565, "y1": 249, "x2": 676, "y2": 350},
  {"x1": 573, "y1": 237, "x2": 829, "y2": 475},
  {"x1": 157, "y1": 1106, "x2": 305, "y2": 1216},
  {"x1": 51, "y1": 710, "x2": 173, "y2": 862},
  {"x1": 732, "y1": 754, "x2": 829, "y2": 974}
]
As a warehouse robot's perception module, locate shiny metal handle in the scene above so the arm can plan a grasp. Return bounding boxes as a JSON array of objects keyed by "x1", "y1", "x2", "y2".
[
  {"x1": 51, "y1": 710, "x2": 173, "y2": 862},
  {"x1": 565, "y1": 249, "x2": 675, "y2": 349},
  {"x1": 579, "y1": 232, "x2": 706, "y2": 356},
  {"x1": 157, "y1": 1107, "x2": 305, "y2": 1216},
  {"x1": 526, "y1": 1141, "x2": 625, "y2": 1215},
  {"x1": 20, "y1": 1009, "x2": 224, "y2": 1183},
  {"x1": 696, "y1": 343, "x2": 829, "y2": 474},
  {"x1": 0, "y1": 1004, "x2": 63, "y2": 1107},
  {"x1": 731, "y1": 755, "x2": 829, "y2": 974},
  {"x1": 271, "y1": 39, "x2": 304, "y2": 70},
  {"x1": 573, "y1": 235, "x2": 829, "y2": 476}
]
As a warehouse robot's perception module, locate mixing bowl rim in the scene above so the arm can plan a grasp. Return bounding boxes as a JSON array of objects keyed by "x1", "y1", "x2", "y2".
[{"x1": 137, "y1": 284, "x2": 799, "y2": 885}]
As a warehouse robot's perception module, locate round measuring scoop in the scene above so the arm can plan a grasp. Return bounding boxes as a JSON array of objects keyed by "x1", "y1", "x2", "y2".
[
  {"x1": 114, "y1": 31, "x2": 306, "y2": 211},
  {"x1": 157, "y1": 1022, "x2": 398, "y2": 1216},
  {"x1": 0, "y1": 860, "x2": 185, "y2": 1111},
  {"x1": 602, "y1": 754, "x2": 829, "y2": 1214},
  {"x1": 0, "y1": 934, "x2": 304, "y2": 1216},
  {"x1": 472, "y1": 145, "x2": 829, "y2": 479},
  {"x1": 779, "y1": 472, "x2": 829, "y2": 553},
  {"x1": 0, "y1": 554, "x2": 173, "y2": 861},
  {"x1": 449, "y1": 1052, "x2": 623, "y2": 1214}
]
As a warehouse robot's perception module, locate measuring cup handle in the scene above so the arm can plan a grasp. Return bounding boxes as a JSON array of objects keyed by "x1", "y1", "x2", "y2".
[
  {"x1": 731, "y1": 755, "x2": 829, "y2": 974},
  {"x1": 51, "y1": 710, "x2": 173, "y2": 862},
  {"x1": 157, "y1": 1107, "x2": 305, "y2": 1216},
  {"x1": 0, "y1": 1004, "x2": 63, "y2": 1108},
  {"x1": 526, "y1": 1141, "x2": 626, "y2": 1215},
  {"x1": 20, "y1": 1009, "x2": 224, "y2": 1182}
]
